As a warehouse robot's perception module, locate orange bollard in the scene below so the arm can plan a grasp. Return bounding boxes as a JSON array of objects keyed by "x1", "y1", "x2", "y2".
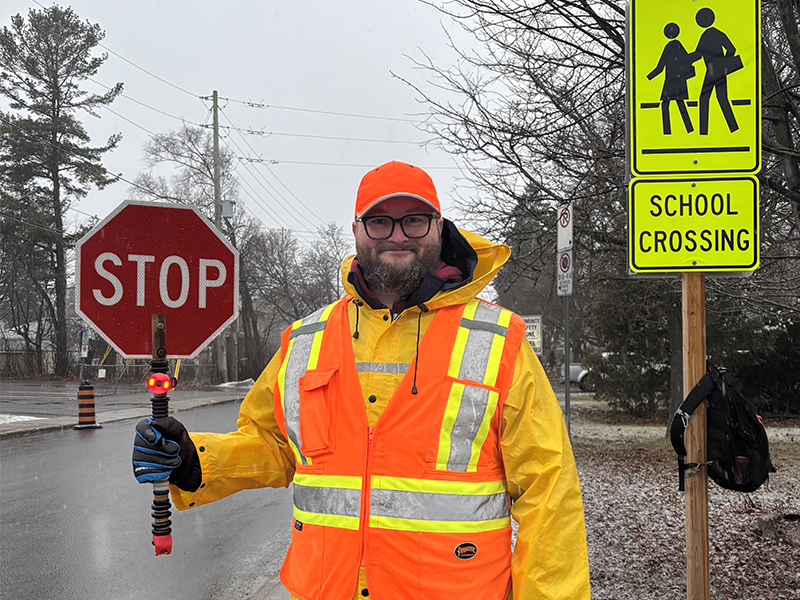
[{"x1": 73, "y1": 380, "x2": 103, "y2": 429}]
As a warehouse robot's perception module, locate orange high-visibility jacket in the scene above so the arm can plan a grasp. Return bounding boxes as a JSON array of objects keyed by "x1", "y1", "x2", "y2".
[
  {"x1": 275, "y1": 295, "x2": 524, "y2": 600},
  {"x1": 171, "y1": 227, "x2": 591, "y2": 600}
]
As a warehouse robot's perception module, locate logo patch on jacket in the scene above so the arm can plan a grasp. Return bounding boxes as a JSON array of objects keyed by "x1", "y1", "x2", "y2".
[
  {"x1": 454, "y1": 542, "x2": 478, "y2": 560},
  {"x1": 294, "y1": 520, "x2": 303, "y2": 531}
]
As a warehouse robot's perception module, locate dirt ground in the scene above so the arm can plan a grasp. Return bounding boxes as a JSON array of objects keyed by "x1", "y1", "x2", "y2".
[{"x1": 563, "y1": 393, "x2": 800, "y2": 600}]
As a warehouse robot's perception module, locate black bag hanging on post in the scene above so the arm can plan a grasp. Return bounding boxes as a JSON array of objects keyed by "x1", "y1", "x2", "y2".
[{"x1": 670, "y1": 360, "x2": 775, "y2": 492}]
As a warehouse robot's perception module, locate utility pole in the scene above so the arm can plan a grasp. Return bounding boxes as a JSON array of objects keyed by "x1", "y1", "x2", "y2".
[
  {"x1": 212, "y1": 90, "x2": 222, "y2": 229},
  {"x1": 211, "y1": 90, "x2": 227, "y2": 383}
]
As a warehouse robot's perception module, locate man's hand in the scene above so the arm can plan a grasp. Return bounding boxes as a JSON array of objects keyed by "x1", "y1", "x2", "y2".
[{"x1": 132, "y1": 417, "x2": 200, "y2": 491}]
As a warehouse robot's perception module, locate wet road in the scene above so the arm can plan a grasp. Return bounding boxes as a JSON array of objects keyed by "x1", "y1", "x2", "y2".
[
  {"x1": 0, "y1": 379, "x2": 233, "y2": 419},
  {"x1": 0, "y1": 402, "x2": 293, "y2": 600}
]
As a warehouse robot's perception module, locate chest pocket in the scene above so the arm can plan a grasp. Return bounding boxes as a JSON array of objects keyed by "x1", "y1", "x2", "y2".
[{"x1": 298, "y1": 367, "x2": 338, "y2": 457}]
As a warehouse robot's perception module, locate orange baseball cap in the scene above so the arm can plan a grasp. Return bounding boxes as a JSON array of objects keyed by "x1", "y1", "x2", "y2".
[{"x1": 355, "y1": 161, "x2": 441, "y2": 219}]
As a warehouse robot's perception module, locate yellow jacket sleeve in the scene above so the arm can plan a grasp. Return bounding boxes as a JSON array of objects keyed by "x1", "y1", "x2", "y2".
[
  {"x1": 501, "y1": 341, "x2": 591, "y2": 600},
  {"x1": 171, "y1": 351, "x2": 296, "y2": 510}
]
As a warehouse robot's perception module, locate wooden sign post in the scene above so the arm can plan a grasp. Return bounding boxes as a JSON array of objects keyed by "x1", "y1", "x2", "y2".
[
  {"x1": 627, "y1": 1, "x2": 762, "y2": 596},
  {"x1": 682, "y1": 273, "x2": 708, "y2": 599}
]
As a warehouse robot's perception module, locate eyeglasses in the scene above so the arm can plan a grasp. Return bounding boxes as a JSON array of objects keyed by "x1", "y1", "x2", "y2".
[{"x1": 357, "y1": 214, "x2": 438, "y2": 240}]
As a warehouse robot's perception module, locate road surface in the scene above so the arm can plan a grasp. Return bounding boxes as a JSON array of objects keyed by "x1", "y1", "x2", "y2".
[{"x1": 0, "y1": 402, "x2": 293, "y2": 600}]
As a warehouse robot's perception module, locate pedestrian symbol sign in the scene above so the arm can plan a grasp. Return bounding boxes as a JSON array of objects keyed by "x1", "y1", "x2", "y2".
[{"x1": 629, "y1": 0, "x2": 761, "y2": 176}]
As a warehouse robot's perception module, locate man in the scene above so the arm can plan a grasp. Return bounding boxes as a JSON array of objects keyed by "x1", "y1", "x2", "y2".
[{"x1": 133, "y1": 161, "x2": 591, "y2": 600}]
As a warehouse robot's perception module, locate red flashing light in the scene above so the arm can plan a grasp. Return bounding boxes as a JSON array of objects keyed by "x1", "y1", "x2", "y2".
[{"x1": 147, "y1": 373, "x2": 171, "y2": 395}]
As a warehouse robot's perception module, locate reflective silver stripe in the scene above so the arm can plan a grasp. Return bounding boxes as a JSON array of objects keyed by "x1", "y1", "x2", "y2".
[
  {"x1": 371, "y1": 488, "x2": 509, "y2": 522},
  {"x1": 459, "y1": 301, "x2": 503, "y2": 382},
  {"x1": 283, "y1": 306, "x2": 328, "y2": 465},
  {"x1": 355, "y1": 362, "x2": 410, "y2": 374},
  {"x1": 294, "y1": 483, "x2": 361, "y2": 518},
  {"x1": 459, "y1": 318, "x2": 507, "y2": 337},
  {"x1": 290, "y1": 321, "x2": 327, "y2": 339},
  {"x1": 447, "y1": 384, "x2": 492, "y2": 471}
]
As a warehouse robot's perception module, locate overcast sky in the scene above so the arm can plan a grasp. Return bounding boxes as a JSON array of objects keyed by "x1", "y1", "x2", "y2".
[{"x1": 2, "y1": 0, "x2": 474, "y2": 246}]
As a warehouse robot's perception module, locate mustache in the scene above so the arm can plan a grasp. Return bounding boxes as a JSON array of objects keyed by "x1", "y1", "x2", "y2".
[{"x1": 375, "y1": 242, "x2": 419, "y2": 252}]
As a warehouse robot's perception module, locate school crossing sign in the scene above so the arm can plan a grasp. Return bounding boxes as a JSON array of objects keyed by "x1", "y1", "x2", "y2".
[
  {"x1": 629, "y1": 177, "x2": 759, "y2": 272},
  {"x1": 627, "y1": 0, "x2": 761, "y2": 273},
  {"x1": 629, "y1": 0, "x2": 760, "y2": 175}
]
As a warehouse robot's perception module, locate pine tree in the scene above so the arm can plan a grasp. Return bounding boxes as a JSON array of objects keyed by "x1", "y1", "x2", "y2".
[{"x1": 0, "y1": 5, "x2": 122, "y2": 376}]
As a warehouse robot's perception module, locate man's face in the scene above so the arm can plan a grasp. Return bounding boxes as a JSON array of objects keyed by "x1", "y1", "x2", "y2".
[{"x1": 353, "y1": 196, "x2": 444, "y2": 296}]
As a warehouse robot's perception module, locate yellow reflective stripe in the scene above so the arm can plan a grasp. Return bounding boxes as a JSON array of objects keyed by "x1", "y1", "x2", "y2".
[
  {"x1": 293, "y1": 505, "x2": 360, "y2": 531},
  {"x1": 278, "y1": 303, "x2": 338, "y2": 467},
  {"x1": 372, "y1": 475, "x2": 507, "y2": 496},
  {"x1": 369, "y1": 515, "x2": 509, "y2": 533},
  {"x1": 447, "y1": 326, "x2": 470, "y2": 378},
  {"x1": 293, "y1": 473, "x2": 362, "y2": 490},
  {"x1": 462, "y1": 298, "x2": 480, "y2": 320},
  {"x1": 482, "y1": 309, "x2": 512, "y2": 387},
  {"x1": 307, "y1": 303, "x2": 337, "y2": 369},
  {"x1": 437, "y1": 382, "x2": 464, "y2": 467},
  {"x1": 466, "y1": 389, "x2": 500, "y2": 472},
  {"x1": 447, "y1": 299, "x2": 479, "y2": 378}
]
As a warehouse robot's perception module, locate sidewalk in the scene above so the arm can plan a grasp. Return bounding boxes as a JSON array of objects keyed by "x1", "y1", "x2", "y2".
[{"x1": 0, "y1": 380, "x2": 248, "y2": 438}]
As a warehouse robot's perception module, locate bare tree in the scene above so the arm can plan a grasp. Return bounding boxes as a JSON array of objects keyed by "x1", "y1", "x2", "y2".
[
  {"x1": 409, "y1": 0, "x2": 799, "y2": 416},
  {"x1": 131, "y1": 123, "x2": 254, "y2": 381}
]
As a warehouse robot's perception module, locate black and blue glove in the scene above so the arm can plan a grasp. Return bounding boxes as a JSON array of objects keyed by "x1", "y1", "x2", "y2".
[{"x1": 132, "y1": 417, "x2": 201, "y2": 491}]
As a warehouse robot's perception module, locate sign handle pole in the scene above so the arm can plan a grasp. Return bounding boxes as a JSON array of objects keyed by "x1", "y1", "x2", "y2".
[
  {"x1": 150, "y1": 314, "x2": 173, "y2": 556},
  {"x1": 682, "y1": 273, "x2": 708, "y2": 600},
  {"x1": 564, "y1": 294, "x2": 570, "y2": 437}
]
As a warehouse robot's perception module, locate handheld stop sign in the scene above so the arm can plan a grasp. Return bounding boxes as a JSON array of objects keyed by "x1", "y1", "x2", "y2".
[{"x1": 75, "y1": 201, "x2": 240, "y2": 557}]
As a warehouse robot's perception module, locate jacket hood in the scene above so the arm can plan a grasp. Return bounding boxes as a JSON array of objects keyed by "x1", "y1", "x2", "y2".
[{"x1": 342, "y1": 219, "x2": 510, "y2": 312}]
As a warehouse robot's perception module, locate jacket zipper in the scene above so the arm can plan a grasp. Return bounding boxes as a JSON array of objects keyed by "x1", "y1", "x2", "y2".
[{"x1": 359, "y1": 425, "x2": 375, "y2": 566}]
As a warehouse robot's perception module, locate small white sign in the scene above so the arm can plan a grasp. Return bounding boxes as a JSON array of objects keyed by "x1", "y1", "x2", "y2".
[
  {"x1": 97, "y1": 368, "x2": 106, "y2": 379},
  {"x1": 557, "y1": 249, "x2": 573, "y2": 296},
  {"x1": 557, "y1": 204, "x2": 573, "y2": 251},
  {"x1": 521, "y1": 315, "x2": 543, "y2": 355}
]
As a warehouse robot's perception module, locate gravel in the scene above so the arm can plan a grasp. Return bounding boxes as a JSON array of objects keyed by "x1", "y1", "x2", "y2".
[{"x1": 566, "y1": 394, "x2": 800, "y2": 599}]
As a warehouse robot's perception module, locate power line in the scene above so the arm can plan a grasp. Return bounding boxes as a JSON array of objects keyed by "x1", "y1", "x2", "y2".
[
  {"x1": 210, "y1": 96, "x2": 426, "y2": 124},
  {"x1": 67, "y1": 206, "x2": 97, "y2": 219},
  {"x1": 207, "y1": 123, "x2": 428, "y2": 145},
  {"x1": 98, "y1": 104, "x2": 157, "y2": 136},
  {"x1": 0, "y1": 115, "x2": 162, "y2": 202},
  {"x1": 27, "y1": 0, "x2": 198, "y2": 98},
  {"x1": 235, "y1": 156, "x2": 460, "y2": 169},
  {"x1": 88, "y1": 77, "x2": 200, "y2": 124},
  {"x1": 0, "y1": 210, "x2": 79, "y2": 239},
  {"x1": 217, "y1": 112, "x2": 323, "y2": 229},
  {"x1": 227, "y1": 159, "x2": 305, "y2": 232},
  {"x1": 224, "y1": 145, "x2": 311, "y2": 229},
  {"x1": 218, "y1": 106, "x2": 324, "y2": 226},
  {"x1": 97, "y1": 43, "x2": 199, "y2": 98}
]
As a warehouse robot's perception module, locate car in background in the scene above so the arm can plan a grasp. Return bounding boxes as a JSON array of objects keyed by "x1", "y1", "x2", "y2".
[{"x1": 560, "y1": 363, "x2": 593, "y2": 391}]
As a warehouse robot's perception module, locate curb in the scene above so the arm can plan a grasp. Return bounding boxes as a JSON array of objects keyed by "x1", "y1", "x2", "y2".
[
  {"x1": 0, "y1": 394, "x2": 244, "y2": 439},
  {"x1": 251, "y1": 575, "x2": 289, "y2": 599}
]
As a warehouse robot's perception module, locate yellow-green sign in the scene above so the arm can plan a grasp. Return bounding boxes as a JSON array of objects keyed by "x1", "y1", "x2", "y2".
[
  {"x1": 629, "y1": 0, "x2": 761, "y2": 176},
  {"x1": 628, "y1": 177, "x2": 759, "y2": 272}
]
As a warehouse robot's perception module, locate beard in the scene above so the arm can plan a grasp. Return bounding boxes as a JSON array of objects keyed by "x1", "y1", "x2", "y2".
[{"x1": 356, "y1": 235, "x2": 443, "y2": 298}]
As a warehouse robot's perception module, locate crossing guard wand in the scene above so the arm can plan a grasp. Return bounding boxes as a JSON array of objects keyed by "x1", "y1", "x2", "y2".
[{"x1": 148, "y1": 313, "x2": 173, "y2": 556}]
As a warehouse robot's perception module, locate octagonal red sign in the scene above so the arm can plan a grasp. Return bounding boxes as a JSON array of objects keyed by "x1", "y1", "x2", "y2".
[{"x1": 75, "y1": 201, "x2": 239, "y2": 358}]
